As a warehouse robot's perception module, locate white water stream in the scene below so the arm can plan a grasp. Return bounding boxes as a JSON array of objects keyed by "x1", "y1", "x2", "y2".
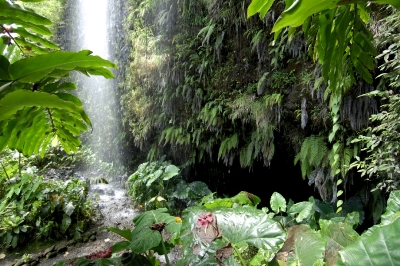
[
  {"x1": 74, "y1": 0, "x2": 121, "y2": 167},
  {"x1": 72, "y1": 0, "x2": 136, "y2": 224}
]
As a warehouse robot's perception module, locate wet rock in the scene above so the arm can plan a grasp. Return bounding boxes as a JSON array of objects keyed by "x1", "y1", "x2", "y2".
[
  {"x1": 30, "y1": 254, "x2": 41, "y2": 262},
  {"x1": 55, "y1": 243, "x2": 67, "y2": 253},
  {"x1": 46, "y1": 251, "x2": 58, "y2": 259},
  {"x1": 89, "y1": 235, "x2": 96, "y2": 241},
  {"x1": 106, "y1": 189, "x2": 115, "y2": 196},
  {"x1": 13, "y1": 258, "x2": 24, "y2": 266},
  {"x1": 43, "y1": 245, "x2": 55, "y2": 256},
  {"x1": 66, "y1": 239, "x2": 76, "y2": 246}
]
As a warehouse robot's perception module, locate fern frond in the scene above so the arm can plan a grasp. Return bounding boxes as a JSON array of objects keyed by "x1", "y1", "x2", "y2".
[
  {"x1": 295, "y1": 135, "x2": 329, "y2": 178},
  {"x1": 218, "y1": 133, "x2": 238, "y2": 160}
]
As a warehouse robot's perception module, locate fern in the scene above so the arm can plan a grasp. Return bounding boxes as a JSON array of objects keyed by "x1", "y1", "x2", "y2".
[
  {"x1": 198, "y1": 21, "x2": 215, "y2": 46},
  {"x1": 257, "y1": 72, "x2": 269, "y2": 95},
  {"x1": 294, "y1": 135, "x2": 329, "y2": 179},
  {"x1": 218, "y1": 133, "x2": 239, "y2": 163}
]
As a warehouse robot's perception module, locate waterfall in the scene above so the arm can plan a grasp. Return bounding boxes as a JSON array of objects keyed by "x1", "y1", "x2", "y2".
[{"x1": 60, "y1": 0, "x2": 128, "y2": 172}]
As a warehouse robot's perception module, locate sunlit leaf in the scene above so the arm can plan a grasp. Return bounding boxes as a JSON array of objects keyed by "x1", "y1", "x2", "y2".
[
  {"x1": 336, "y1": 218, "x2": 400, "y2": 265},
  {"x1": 270, "y1": 192, "x2": 286, "y2": 213},
  {"x1": 9, "y1": 50, "x2": 116, "y2": 83}
]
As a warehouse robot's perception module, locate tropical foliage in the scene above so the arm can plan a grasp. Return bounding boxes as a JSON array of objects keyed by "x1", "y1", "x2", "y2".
[
  {"x1": 3, "y1": 0, "x2": 400, "y2": 264},
  {"x1": 350, "y1": 7, "x2": 400, "y2": 192},
  {"x1": 0, "y1": 164, "x2": 95, "y2": 249},
  {"x1": 0, "y1": 0, "x2": 116, "y2": 157},
  {"x1": 125, "y1": 157, "x2": 211, "y2": 214},
  {"x1": 121, "y1": 0, "x2": 400, "y2": 213},
  {"x1": 66, "y1": 190, "x2": 400, "y2": 265}
]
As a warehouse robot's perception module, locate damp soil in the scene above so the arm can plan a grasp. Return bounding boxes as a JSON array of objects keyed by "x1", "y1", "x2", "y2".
[{"x1": 1, "y1": 181, "x2": 182, "y2": 266}]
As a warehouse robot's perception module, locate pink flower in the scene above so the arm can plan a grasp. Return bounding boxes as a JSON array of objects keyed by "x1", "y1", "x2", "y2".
[{"x1": 197, "y1": 212, "x2": 213, "y2": 228}]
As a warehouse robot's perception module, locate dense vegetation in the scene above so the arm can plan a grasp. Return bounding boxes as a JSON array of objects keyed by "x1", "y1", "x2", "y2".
[
  {"x1": 122, "y1": 0, "x2": 400, "y2": 210},
  {"x1": 0, "y1": 0, "x2": 113, "y2": 251},
  {"x1": 1, "y1": 0, "x2": 400, "y2": 265}
]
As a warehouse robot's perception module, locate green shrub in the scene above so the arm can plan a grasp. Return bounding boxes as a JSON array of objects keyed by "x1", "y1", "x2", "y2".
[
  {"x1": 0, "y1": 168, "x2": 95, "y2": 249},
  {"x1": 125, "y1": 157, "x2": 211, "y2": 214}
]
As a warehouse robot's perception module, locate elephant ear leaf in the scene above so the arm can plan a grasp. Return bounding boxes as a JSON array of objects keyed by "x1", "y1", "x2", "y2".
[
  {"x1": 336, "y1": 190, "x2": 400, "y2": 265},
  {"x1": 336, "y1": 218, "x2": 400, "y2": 265},
  {"x1": 380, "y1": 190, "x2": 400, "y2": 225}
]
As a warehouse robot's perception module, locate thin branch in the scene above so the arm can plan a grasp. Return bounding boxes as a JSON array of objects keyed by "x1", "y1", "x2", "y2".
[
  {"x1": 0, "y1": 24, "x2": 26, "y2": 56},
  {"x1": 1, "y1": 161, "x2": 10, "y2": 180},
  {"x1": 46, "y1": 108, "x2": 56, "y2": 132}
]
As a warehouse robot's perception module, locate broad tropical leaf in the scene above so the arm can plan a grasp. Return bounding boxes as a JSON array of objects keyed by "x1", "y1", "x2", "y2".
[
  {"x1": 0, "y1": 0, "x2": 52, "y2": 26},
  {"x1": 380, "y1": 190, "x2": 400, "y2": 225},
  {"x1": 285, "y1": 225, "x2": 326, "y2": 266},
  {"x1": 248, "y1": 0, "x2": 400, "y2": 32},
  {"x1": 288, "y1": 201, "x2": 314, "y2": 223},
  {"x1": 0, "y1": 90, "x2": 91, "y2": 155},
  {"x1": 128, "y1": 208, "x2": 181, "y2": 253},
  {"x1": 270, "y1": 192, "x2": 287, "y2": 213},
  {"x1": 180, "y1": 206, "x2": 286, "y2": 265},
  {"x1": 247, "y1": 0, "x2": 275, "y2": 18},
  {"x1": 0, "y1": 90, "x2": 89, "y2": 122},
  {"x1": 9, "y1": 50, "x2": 116, "y2": 82},
  {"x1": 336, "y1": 218, "x2": 400, "y2": 265}
]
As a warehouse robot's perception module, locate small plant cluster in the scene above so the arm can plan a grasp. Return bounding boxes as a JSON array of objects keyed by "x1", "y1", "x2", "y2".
[
  {"x1": 0, "y1": 165, "x2": 95, "y2": 249},
  {"x1": 125, "y1": 157, "x2": 211, "y2": 214},
  {"x1": 58, "y1": 189, "x2": 400, "y2": 265}
]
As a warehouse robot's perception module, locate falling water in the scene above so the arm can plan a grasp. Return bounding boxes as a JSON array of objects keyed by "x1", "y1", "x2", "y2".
[
  {"x1": 62, "y1": 0, "x2": 127, "y2": 170},
  {"x1": 61, "y1": 0, "x2": 139, "y2": 253}
]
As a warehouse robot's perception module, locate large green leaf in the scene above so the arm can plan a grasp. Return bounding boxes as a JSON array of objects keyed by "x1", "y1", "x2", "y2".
[
  {"x1": 0, "y1": 55, "x2": 10, "y2": 80},
  {"x1": 246, "y1": 0, "x2": 400, "y2": 33},
  {"x1": 380, "y1": 190, "x2": 400, "y2": 225},
  {"x1": 180, "y1": 206, "x2": 286, "y2": 265},
  {"x1": 0, "y1": 90, "x2": 91, "y2": 155},
  {"x1": 162, "y1": 164, "x2": 180, "y2": 180},
  {"x1": 336, "y1": 218, "x2": 400, "y2": 265},
  {"x1": 129, "y1": 208, "x2": 180, "y2": 253},
  {"x1": 0, "y1": 0, "x2": 52, "y2": 26},
  {"x1": 285, "y1": 225, "x2": 326, "y2": 266},
  {"x1": 270, "y1": 192, "x2": 286, "y2": 213},
  {"x1": 11, "y1": 27, "x2": 59, "y2": 49},
  {"x1": 288, "y1": 201, "x2": 314, "y2": 223},
  {"x1": 0, "y1": 90, "x2": 90, "y2": 124},
  {"x1": 318, "y1": 218, "x2": 359, "y2": 265},
  {"x1": 247, "y1": 0, "x2": 275, "y2": 18},
  {"x1": 8, "y1": 50, "x2": 116, "y2": 82},
  {"x1": 0, "y1": 18, "x2": 52, "y2": 36},
  {"x1": 272, "y1": 0, "x2": 337, "y2": 33}
]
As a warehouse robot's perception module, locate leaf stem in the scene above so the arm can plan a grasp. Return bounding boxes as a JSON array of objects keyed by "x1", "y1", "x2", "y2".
[
  {"x1": 160, "y1": 238, "x2": 171, "y2": 266},
  {"x1": 0, "y1": 24, "x2": 26, "y2": 56},
  {"x1": 46, "y1": 108, "x2": 56, "y2": 132},
  {"x1": 18, "y1": 152, "x2": 21, "y2": 176},
  {"x1": 0, "y1": 161, "x2": 10, "y2": 180},
  {"x1": 232, "y1": 243, "x2": 247, "y2": 266},
  {"x1": 222, "y1": 236, "x2": 248, "y2": 266}
]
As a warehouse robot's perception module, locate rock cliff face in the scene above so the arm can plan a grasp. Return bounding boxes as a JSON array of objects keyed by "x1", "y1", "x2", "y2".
[{"x1": 118, "y1": 0, "x2": 382, "y2": 204}]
